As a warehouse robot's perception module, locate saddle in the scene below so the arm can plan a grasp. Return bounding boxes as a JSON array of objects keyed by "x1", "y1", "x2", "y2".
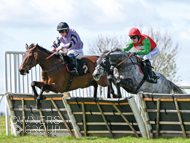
[
  {"x1": 59, "y1": 53, "x2": 90, "y2": 76},
  {"x1": 65, "y1": 58, "x2": 90, "y2": 76},
  {"x1": 139, "y1": 59, "x2": 160, "y2": 83}
]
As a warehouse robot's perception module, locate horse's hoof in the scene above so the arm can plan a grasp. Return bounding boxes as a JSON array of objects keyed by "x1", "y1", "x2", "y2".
[
  {"x1": 36, "y1": 103, "x2": 42, "y2": 109},
  {"x1": 113, "y1": 94, "x2": 118, "y2": 98},
  {"x1": 41, "y1": 96, "x2": 46, "y2": 100},
  {"x1": 34, "y1": 95, "x2": 37, "y2": 100}
]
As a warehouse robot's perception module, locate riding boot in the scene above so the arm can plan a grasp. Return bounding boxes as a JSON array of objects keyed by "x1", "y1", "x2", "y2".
[
  {"x1": 145, "y1": 60, "x2": 156, "y2": 83},
  {"x1": 70, "y1": 56, "x2": 79, "y2": 76}
]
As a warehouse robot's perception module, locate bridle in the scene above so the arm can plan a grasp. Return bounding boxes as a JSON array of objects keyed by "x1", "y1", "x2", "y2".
[
  {"x1": 21, "y1": 45, "x2": 63, "y2": 72},
  {"x1": 98, "y1": 51, "x2": 136, "y2": 74},
  {"x1": 21, "y1": 46, "x2": 37, "y2": 71}
]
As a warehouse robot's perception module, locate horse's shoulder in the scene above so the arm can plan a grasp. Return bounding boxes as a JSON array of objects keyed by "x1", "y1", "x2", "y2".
[{"x1": 82, "y1": 56, "x2": 99, "y2": 63}]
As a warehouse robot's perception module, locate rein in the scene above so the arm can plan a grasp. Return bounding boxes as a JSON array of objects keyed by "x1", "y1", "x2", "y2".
[
  {"x1": 116, "y1": 55, "x2": 132, "y2": 67},
  {"x1": 22, "y1": 45, "x2": 64, "y2": 72}
]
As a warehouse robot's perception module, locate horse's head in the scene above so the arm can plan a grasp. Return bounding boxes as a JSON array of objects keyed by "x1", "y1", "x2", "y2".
[
  {"x1": 19, "y1": 44, "x2": 39, "y2": 75},
  {"x1": 93, "y1": 50, "x2": 112, "y2": 81}
]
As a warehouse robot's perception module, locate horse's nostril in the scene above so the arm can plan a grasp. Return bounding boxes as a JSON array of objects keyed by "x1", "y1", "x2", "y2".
[{"x1": 19, "y1": 69, "x2": 26, "y2": 75}]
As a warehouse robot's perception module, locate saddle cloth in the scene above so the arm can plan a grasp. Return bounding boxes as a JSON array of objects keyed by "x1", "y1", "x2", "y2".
[
  {"x1": 65, "y1": 59, "x2": 90, "y2": 76},
  {"x1": 58, "y1": 53, "x2": 91, "y2": 76}
]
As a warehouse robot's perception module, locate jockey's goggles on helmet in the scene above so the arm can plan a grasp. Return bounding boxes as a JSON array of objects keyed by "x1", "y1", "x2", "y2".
[
  {"x1": 130, "y1": 35, "x2": 137, "y2": 39},
  {"x1": 59, "y1": 30, "x2": 67, "y2": 33}
]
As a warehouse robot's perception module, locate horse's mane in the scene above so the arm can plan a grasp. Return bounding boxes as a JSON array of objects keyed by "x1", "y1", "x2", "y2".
[
  {"x1": 101, "y1": 48, "x2": 122, "y2": 55},
  {"x1": 29, "y1": 43, "x2": 53, "y2": 54},
  {"x1": 112, "y1": 48, "x2": 122, "y2": 52}
]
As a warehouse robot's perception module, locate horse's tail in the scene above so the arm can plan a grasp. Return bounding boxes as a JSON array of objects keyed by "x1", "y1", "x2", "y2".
[{"x1": 169, "y1": 81, "x2": 186, "y2": 94}]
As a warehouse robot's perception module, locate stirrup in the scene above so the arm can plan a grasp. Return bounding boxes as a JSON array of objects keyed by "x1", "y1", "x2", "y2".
[
  {"x1": 71, "y1": 68, "x2": 79, "y2": 76},
  {"x1": 147, "y1": 76, "x2": 157, "y2": 83}
]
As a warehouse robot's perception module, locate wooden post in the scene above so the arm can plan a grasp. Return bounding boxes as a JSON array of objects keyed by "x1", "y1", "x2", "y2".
[
  {"x1": 50, "y1": 98, "x2": 74, "y2": 137},
  {"x1": 62, "y1": 96, "x2": 82, "y2": 138},
  {"x1": 156, "y1": 98, "x2": 160, "y2": 138},
  {"x1": 22, "y1": 98, "x2": 25, "y2": 136},
  {"x1": 96, "y1": 102, "x2": 113, "y2": 136},
  {"x1": 38, "y1": 109, "x2": 49, "y2": 137},
  {"x1": 82, "y1": 102, "x2": 87, "y2": 137},
  {"x1": 6, "y1": 94, "x2": 20, "y2": 136},
  {"x1": 174, "y1": 98, "x2": 187, "y2": 138},
  {"x1": 112, "y1": 103, "x2": 139, "y2": 137},
  {"x1": 137, "y1": 92, "x2": 152, "y2": 138}
]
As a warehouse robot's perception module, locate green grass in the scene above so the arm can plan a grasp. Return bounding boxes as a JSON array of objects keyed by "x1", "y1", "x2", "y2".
[{"x1": 0, "y1": 116, "x2": 190, "y2": 143}]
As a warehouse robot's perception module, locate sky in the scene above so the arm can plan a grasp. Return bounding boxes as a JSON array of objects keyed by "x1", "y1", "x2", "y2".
[{"x1": 1, "y1": 0, "x2": 190, "y2": 113}]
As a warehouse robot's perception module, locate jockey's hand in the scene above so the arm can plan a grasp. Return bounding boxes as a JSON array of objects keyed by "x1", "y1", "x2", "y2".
[
  {"x1": 130, "y1": 52, "x2": 137, "y2": 56},
  {"x1": 56, "y1": 47, "x2": 62, "y2": 52},
  {"x1": 62, "y1": 48, "x2": 68, "y2": 54},
  {"x1": 51, "y1": 49, "x2": 56, "y2": 52}
]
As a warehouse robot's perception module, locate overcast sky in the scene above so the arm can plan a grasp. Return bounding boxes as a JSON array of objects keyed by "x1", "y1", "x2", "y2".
[{"x1": 1, "y1": 0, "x2": 190, "y2": 112}]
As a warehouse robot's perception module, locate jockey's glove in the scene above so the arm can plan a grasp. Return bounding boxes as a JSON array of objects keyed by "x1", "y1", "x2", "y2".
[{"x1": 130, "y1": 52, "x2": 137, "y2": 56}]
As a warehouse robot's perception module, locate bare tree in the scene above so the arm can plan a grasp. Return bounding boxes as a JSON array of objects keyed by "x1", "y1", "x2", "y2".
[
  {"x1": 88, "y1": 34, "x2": 128, "y2": 55},
  {"x1": 88, "y1": 27, "x2": 181, "y2": 83}
]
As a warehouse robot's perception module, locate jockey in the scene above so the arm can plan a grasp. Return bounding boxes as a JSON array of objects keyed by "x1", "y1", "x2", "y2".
[
  {"x1": 51, "y1": 22, "x2": 84, "y2": 76},
  {"x1": 122, "y1": 27, "x2": 159, "y2": 83}
]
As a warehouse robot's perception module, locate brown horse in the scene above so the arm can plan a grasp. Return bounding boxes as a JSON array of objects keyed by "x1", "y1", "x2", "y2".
[{"x1": 19, "y1": 44, "x2": 110, "y2": 109}]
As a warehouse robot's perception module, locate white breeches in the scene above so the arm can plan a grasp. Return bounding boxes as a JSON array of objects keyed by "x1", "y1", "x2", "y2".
[
  {"x1": 67, "y1": 49, "x2": 84, "y2": 59},
  {"x1": 139, "y1": 47, "x2": 159, "y2": 60}
]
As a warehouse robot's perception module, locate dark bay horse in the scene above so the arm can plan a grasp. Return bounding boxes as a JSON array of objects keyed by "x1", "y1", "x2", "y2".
[
  {"x1": 19, "y1": 44, "x2": 110, "y2": 109},
  {"x1": 92, "y1": 49, "x2": 186, "y2": 98}
]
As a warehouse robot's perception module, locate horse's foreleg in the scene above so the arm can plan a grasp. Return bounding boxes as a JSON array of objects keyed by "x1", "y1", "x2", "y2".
[
  {"x1": 109, "y1": 79, "x2": 117, "y2": 98},
  {"x1": 38, "y1": 84, "x2": 49, "y2": 100},
  {"x1": 93, "y1": 82, "x2": 98, "y2": 98},
  {"x1": 107, "y1": 85, "x2": 111, "y2": 98},
  {"x1": 31, "y1": 81, "x2": 44, "y2": 99},
  {"x1": 36, "y1": 84, "x2": 49, "y2": 109},
  {"x1": 116, "y1": 82, "x2": 122, "y2": 98}
]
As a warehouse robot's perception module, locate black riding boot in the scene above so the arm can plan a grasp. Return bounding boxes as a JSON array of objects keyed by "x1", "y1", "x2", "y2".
[
  {"x1": 145, "y1": 60, "x2": 156, "y2": 83},
  {"x1": 70, "y1": 57, "x2": 79, "y2": 76}
]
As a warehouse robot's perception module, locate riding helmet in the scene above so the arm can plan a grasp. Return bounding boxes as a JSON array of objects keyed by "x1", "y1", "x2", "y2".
[
  {"x1": 128, "y1": 28, "x2": 141, "y2": 36},
  {"x1": 57, "y1": 22, "x2": 69, "y2": 31}
]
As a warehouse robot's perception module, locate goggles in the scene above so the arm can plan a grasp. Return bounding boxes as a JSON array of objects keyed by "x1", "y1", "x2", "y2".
[
  {"x1": 59, "y1": 30, "x2": 67, "y2": 33},
  {"x1": 130, "y1": 35, "x2": 137, "y2": 39}
]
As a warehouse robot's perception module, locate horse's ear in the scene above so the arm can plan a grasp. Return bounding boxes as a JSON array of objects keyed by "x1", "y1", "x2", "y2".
[
  {"x1": 98, "y1": 48, "x2": 102, "y2": 54},
  {"x1": 25, "y1": 44, "x2": 29, "y2": 51},
  {"x1": 106, "y1": 51, "x2": 112, "y2": 56}
]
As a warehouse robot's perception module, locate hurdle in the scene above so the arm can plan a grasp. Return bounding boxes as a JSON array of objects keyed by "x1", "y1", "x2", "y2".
[
  {"x1": 5, "y1": 92, "x2": 81, "y2": 137},
  {"x1": 5, "y1": 92, "x2": 148, "y2": 138},
  {"x1": 137, "y1": 92, "x2": 190, "y2": 138}
]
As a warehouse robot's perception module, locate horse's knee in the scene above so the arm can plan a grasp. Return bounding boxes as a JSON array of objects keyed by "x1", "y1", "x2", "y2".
[
  {"x1": 42, "y1": 84, "x2": 49, "y2": 91},
  {"x1": 31, "y1": 81, "x2": 36, "y2": 87}
]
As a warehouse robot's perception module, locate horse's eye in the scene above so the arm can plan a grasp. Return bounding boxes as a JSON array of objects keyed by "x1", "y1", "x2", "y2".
[{"x1": 103, "y1": 59, "x2": 107, "y2": 63}]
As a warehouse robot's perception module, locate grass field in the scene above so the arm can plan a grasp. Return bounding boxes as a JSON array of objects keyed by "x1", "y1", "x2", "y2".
[{"x1": 1, "y1": 116, "x2": 190, "y2": 143}]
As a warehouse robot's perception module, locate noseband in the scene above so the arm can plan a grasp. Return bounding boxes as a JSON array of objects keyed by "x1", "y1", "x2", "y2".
[
  {"x1": 21, "y1": 50, "x2": 36, "y2": 70},
  {"x1": 21, "y1": 46, "x2": 49, "y2": 70}
]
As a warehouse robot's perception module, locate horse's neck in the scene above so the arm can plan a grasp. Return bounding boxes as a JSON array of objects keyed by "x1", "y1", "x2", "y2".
[
  {"x1": 110, "y1": 52, "x2": 132, "y2": 65},
  {"x1": 38, "y1": 52, "x2": 60, "y2": 71}
]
